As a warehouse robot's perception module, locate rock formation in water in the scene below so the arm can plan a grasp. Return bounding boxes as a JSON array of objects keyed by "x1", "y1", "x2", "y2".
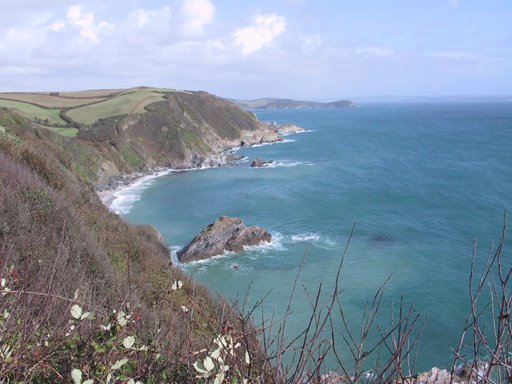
[
  {"x1": 251, "y1": 158, "x2": 274, "y2": 168},
  {"x1": 177, "y1": 216, "x2": 271, "y2": 262},
  {"x1": 275, "y1": 123, "x2": 305, "y2": 134}
]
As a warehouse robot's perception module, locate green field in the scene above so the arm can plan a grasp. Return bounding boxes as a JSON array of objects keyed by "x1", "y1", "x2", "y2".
[
  {"x1": 0, "y1": 87, "x2": 170, "y2": 136},
  {"x1": 67, "y1": 89, "x2": 166, "y2": 125},
  {"x1": 47, "y1": 127, "x2": 79, "y2": 137},
  {"x1": 0, "y1": 99, "x2": 66, "y2": 125},
  {"x1": 0, "y1": 93, "x2": 108, "y2": 108}
]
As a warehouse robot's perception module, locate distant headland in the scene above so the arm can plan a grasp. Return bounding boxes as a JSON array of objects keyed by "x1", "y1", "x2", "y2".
[{"x1": 231, "y1": 97, "x2": 356, "y2": 110}]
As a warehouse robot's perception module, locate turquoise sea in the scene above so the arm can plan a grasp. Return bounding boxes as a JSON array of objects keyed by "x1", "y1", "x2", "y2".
[{"x1": 114, "y1": 102, "x2": 511, "y2": 372}]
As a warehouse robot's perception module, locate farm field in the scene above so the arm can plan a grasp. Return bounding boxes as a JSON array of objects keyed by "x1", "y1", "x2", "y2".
[
  {"x1": 0, "y1": 99, "x2": 66, "y2": 125},
  {"x1": 0, "y1": 87, "x2": 169, "y2": 136},
  {"x1": 67, "y1": 89, "x2": 166, "y2": 125},
  {"x1": 0, "y1": 93, "x2": 108, "y2": 108}
]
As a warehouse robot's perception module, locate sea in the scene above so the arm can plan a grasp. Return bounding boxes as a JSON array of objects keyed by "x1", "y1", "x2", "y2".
[{"x1": 110, "y1": 102, "x2": 512, "y2": 373}]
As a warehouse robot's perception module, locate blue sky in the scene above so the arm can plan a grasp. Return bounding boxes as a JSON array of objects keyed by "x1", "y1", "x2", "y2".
[{"x1": 0, "y1": 0, "x2": 510, "y2": 99}]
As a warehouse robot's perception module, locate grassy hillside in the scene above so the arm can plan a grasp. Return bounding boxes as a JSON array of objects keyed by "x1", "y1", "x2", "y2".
[{"x1": 0, "y1": 109, "x2": 272, "y2": 382}]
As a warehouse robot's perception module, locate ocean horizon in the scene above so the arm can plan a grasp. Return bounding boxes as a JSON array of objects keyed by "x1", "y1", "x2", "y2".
[{"x1": 111, "y1": 101, "x2": 512, "y2": 373}]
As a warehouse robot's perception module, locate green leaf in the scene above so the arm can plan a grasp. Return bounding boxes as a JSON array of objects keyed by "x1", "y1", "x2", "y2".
[
  {"x1": 71, "y1": 368, "x2": 82, "y2": 384},
  {"x1": 111, "y1": 358, "x2": 129, "y2": 370},
  {"x1": 91, "y1": 340, "x2": 106, "y2": 354},
  {"x1": 193, "y1": 360, "x2": 207, "y2": 374},
  {"x1": 70, "y1": 305, "x2": 82, "y2": 320},
  {"x1": 83, "y1": 380, "x2": 94, "y2": 384}
]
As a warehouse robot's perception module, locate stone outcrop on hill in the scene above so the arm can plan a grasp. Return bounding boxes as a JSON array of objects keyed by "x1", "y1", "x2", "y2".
[{"x1": 177, "y1": 216, "x2": 272, "y2": 262}]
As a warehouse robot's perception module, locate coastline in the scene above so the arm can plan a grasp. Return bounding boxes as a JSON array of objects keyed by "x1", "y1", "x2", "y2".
[{"x1": 96, "y1": 127, "x2": 299, "y2": 214}]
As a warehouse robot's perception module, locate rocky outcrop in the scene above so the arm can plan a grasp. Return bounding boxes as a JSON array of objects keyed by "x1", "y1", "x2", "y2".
[
  {"x1": 251, "y1": 158, "x2": 274, "y2": 168},
  {"x1": 275, "y1": 123, "x2": 305, "y2": 135},
  {"x1": 177, "y1": 216, "x2": 271, "y2": 262}
]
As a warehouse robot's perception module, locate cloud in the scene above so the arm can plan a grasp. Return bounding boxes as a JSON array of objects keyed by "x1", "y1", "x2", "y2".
[
  {"x1": 50, "y1": 21, "x2": 66, "y2": 32},
  {"x1": 234, "y1": 14, "x2": 287, "y2": 55},
  {"x1": 66, "y1": 5, "x2": 114, "y2": 43},
  {"x1": 179, "y1": 0, "x2": 215, "y2": 36}
]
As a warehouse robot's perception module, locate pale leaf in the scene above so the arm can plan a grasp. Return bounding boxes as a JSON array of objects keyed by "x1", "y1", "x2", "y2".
[
  {"x1": 210, "y1": 344, "x2": 221, "y2": 359},
  {"x1": 71, "y1": 368, "x2": 82, "y2": 384},
  {"x1": 123, "y1": 335, "x2": 136, "y2": 349},
  {"x1": 111, "y1": 358, "x2": 129, "y2": 370},
  {"x1": 204, "y1": 356, "x2": 215, "y2": 372},
  {"x1": 70, "y1": 304, "x2": 82, "y2": 320}
]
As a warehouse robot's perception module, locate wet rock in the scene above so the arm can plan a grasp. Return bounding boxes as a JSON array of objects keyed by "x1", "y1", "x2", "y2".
[{"x1": 251, "y1": 158, "x2": 274, "y2": 168}]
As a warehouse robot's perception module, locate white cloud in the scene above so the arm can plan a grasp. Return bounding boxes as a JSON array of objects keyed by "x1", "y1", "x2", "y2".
[
  {"x1": 179, "y1": 0, "x2": 215, "y2": 36},
  {"x1": 50, "y1": 20, "x2": 66, "y2": 32},
  {"x1": 66, "y1": 5, "x2": 114, "y2": 43},
  {"x1": 234, "y1": 14, "x2": 287, "y2": 55},
  {"x1": 130, "y1": 7, "x2": 172, "y2": 28}
]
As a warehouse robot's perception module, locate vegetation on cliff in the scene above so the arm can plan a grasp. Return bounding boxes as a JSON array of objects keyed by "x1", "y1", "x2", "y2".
[{"x1": 0, "y1": 99, "x2": 275, "y2": 382}]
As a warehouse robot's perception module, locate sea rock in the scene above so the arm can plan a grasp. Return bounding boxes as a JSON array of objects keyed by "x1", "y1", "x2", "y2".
[
  {"x1": 251, "y1": 158, "x2": 274, "y2": 168},
  {"x1": 275, "y1": 123, "x2": 305, "y2": 134},
  {"x1": 226, "y1": 154, "x2": 244, "y2": 161},
  {"x1": 177, "y1": 216, "x2": 272, "y2": 262}
]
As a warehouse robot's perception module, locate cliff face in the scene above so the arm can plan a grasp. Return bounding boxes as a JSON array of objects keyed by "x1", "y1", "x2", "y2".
[{"x1": 77, "y1": 91, "x2": 278, "y2": 185}]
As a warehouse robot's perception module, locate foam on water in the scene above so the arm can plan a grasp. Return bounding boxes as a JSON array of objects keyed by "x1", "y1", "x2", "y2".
[
  {"x1": 244, "y1": 232, "x2": 286, "y2": 252},
  {"x1": 290, "y1": 233, "x2": 320, "y2": 242},
  {"x1": 107, "y1": 169, "x2": 173, "y2": 214}
]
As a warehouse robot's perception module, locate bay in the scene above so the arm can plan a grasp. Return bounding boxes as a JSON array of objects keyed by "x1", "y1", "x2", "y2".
[{"x1": 121, "y1": 102, "x2": 512, "y2": 372}]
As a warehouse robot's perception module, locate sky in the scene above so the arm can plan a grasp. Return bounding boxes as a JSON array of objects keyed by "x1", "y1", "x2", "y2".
[{"x1": 0, "y1": 0, "x2": 511, "y2": 99}]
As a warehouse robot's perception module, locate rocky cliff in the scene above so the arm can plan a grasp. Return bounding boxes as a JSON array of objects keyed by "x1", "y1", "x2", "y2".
[{"x1": 76, "y1": 91, "x2": 279, "y2": 186}]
